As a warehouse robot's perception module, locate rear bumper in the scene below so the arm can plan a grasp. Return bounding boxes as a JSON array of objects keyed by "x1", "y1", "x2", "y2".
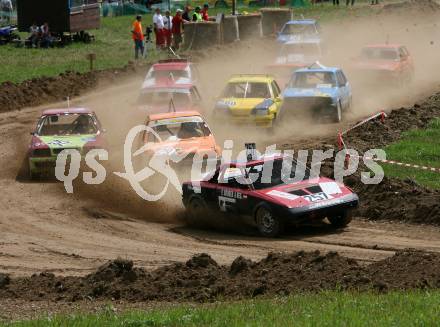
[{"x1": 274, "y1": 193, "x2": 359, "y2": 223}]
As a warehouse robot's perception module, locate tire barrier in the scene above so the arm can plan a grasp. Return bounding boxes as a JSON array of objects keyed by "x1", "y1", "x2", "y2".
[
  {"x1": 236, "y1": 13, "x2": 262, "y2": 41},
  {"x1": 260, "y1": 8, "x2": 292, "y2": 36},
  {"x1": 223, "y1": 15, "x2": 240, "y2": 43}
]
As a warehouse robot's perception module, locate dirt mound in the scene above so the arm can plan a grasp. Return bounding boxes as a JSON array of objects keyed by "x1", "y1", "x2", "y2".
[
  {"x1": 0, "y1": 63, "x2": 144, "y2": 113},
  {"x1": 380, "y1": 0, "x2": 440, "y2": 14},
  {"x1": 2, "y1": 250, "x2": 440, "y2": 303}
]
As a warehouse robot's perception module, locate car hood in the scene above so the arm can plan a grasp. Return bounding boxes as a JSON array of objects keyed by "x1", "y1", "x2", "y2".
[
  {"x1": 143, "y1": 136, "x2": 217, "y2": 156},
  {"x1": 255, "y1": 178, "x2": 354, "y2": 208},
  {"x1": 215, "y1": 98, "x2": 272, "y2": 113},
  {"x1": 283, "y1": 87, "x2": 337, "y2": 99},
  {"x1": 32, "y1": 134, "x2": 99, "y2": 150},
  {"x1": 354, "y1": 60, "x2": 400, "y2": 71}
]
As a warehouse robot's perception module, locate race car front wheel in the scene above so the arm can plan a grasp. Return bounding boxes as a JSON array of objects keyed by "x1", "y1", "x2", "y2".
[
  {"x1": 256, "y1": 207, "x2": 283, "y2": 237},
  {"x1": 328, "y1": 210, "x2": 352, "y2": 228},
  {"x1": 186, "y1": 197, "x2": 208, "y2": 227}
]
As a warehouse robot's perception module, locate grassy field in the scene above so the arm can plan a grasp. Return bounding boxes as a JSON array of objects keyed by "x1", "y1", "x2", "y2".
[
  {"x1": 0, "y1": 1, "x2": 379, "y2": 84},
  {"x1": 383, "y1": 119, "x2": 440, "y2": 189},
  {"x1": 8, "y1": 290, "x2": 440, "y2": 326}
]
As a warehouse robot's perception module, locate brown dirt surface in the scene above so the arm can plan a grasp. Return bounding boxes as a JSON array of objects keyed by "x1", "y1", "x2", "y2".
[
  {"x1": 1, "y1": 249, "x2": 440, "y2": 304},
  {"x1": 0, "y1": 63, "x2": 145, "y2": 114},
  {"x1": 380, "y1": 0, "x2": 440, "y2": 14}
]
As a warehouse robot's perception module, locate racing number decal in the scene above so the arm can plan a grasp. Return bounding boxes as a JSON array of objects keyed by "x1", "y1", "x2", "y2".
[
  {"x1": 218, "y1": 196, "x2": 236, "y2": 212},
  {"x1": 303, "y1": 192, "x2": 331, "y2": 203}
]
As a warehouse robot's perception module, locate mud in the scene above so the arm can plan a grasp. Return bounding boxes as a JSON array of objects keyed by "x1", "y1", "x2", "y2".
[
  {"x1": 1, "y1": 250, "x2": 440, "y2": 303},
  {"x1": 380, "y1": 0, "x2": 440, "y2": 14},
  {"x1": 0, "y1": 63, "x2": 145, "y2": 113}
]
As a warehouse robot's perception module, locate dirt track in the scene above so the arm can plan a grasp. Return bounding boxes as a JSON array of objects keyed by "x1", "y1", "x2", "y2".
[{"x1": 1, "y1": 1, "x2": 440, "y2": 318}]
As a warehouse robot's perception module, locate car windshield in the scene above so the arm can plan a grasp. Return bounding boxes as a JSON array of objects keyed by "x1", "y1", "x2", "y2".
[
  {"x1": 222, "y1": 158, "x2": 310, "y2": 189},
  {"x1": 222, "y1": 82, "x2": 271, "y2": 98},
  {"x1": 37, "y1": 114, "x2": 97, "y2": 136},
  {"x1": 281, "y1": 43, "x2": 321, "y2": 57},
  {"x1": 147, "y1": 116, "x2": 211, "y2": 142},
  {"x1": 138, "y1": 91, "x2": 191, "y2": 107},
  {"x1": 149, "y1": 69, "x2": 189, "y2": 79},
  {"x1": 361, "y1": 48, "x2": 399, "y2": 60},
  {"x1": 281, "y1": 24, "x2": 316, "y2": 36},
  {"x1": 290, "y1": 71, "x2": 336, "y2": 88}
]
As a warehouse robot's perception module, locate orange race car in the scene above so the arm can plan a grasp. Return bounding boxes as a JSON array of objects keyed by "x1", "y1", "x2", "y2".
[{"x1": 140, "y1": 111, "x2": 221, "y2": 168}]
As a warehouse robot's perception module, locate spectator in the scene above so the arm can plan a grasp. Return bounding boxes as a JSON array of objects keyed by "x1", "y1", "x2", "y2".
[
  {"x1": 192, "y1": 6, "x2": 202, "y2": 22},
  {"x1": 40, "y1": 22, "x2": 53, "y2": 48},
  {"x1": 1, "y1": 0, "x2": 12, "y2": 23},
  {"x1": 182, "y1": 6, "x2": 191, "y2": 22},
  {"x1": 201, "y1": 3, "x2": 209, "y2": 21},
  {"x1": 132, "y1": 15, "x2": 144, "y2": 59},
  {"x1": 153, "y1": 8, "x2": 165, "y2": 49},
  {"x1": 333, "y1": 0, "x2": 339, "y2": 5},
  {"x1": 346, "y1": 0, "x2": 354, "y2": 5},
  {"x1": 371, "y1": 0, "x2": 379, "y2": 4},
  {"x1": 28, "y1": 22, "x2": 40, "y2": 48},
  {"x1": 163, "y1": 10, "x2": 173, "y2": 48},
  {"x1": 172, "y1": 9, "x2": 183, "y2": 50}
]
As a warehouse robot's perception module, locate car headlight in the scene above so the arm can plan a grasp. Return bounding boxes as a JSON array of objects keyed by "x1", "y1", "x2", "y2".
[{"x1": 252, "y1": 107, "x2": 270, "y2": 116}]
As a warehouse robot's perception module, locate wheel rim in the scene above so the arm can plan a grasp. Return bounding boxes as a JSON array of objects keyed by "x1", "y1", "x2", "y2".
[{"x1": 259, "y1": 209, "x2": 275, "y2": 233}]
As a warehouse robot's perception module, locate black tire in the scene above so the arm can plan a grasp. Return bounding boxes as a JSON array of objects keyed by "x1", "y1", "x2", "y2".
[
  {"x1": 29, "y1": 171, "x2": 41, "y2": 180},
  {"x1": 328, "y1": 211, "x2": 352, "y2": 228},
  {"x1": 255, "y1": 206, "x2": 283, "y2": 237},
  {"x1": 186, "y1": 196, "x2": 208, "y2": 226},
  {"x1": 333, "y1": 101, "x2": 342, "y2": 123}
]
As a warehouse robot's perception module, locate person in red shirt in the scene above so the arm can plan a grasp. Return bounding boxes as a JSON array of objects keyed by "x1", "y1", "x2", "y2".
[
  {"x1": 171, "y1": 9, "x2": 184, "y2": 50},
  {"x1": 132, "y1": 15, "x2": 144, "y2": 59},
  {"x1": 201, "y1": 3, "x2": 209, "y2": 21}
]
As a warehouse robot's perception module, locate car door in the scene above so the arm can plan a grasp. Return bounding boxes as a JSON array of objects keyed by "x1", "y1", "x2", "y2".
[
  {"x1": 336, "y1": 71, "x2": 350, "y2": 109},
  {"x1": 271, "y1": 80, "x2": 283, "y2": 114},
  {"x1": 215, "y1": 167, "x2": 250, "y2": 215}
]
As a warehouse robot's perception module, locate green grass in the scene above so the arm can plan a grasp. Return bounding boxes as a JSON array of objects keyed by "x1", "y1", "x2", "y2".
[
  {"x1": 0, "y1": 15, "x2": 156, "y2": 84},
  {"x1": 383, "y1": 119, "x2": 440, "y2": 189},
  {"x1": 0, "y1": 2, "x2": 379, "y2": 84},
  {"x1": 8, "y1": 291, "x2": 440, "y2": 326}
]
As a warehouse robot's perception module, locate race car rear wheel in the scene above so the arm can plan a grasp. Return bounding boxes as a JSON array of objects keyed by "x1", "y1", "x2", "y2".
[
  {"x1": 186, "y1": 196, "x2": 208, "y2": 226},
  {"x1": 328, "y1": 210, "x2": 352, "y2": 228},
  {"x1": 256, "y1": 207, "x2": 283, "y2": 237}
]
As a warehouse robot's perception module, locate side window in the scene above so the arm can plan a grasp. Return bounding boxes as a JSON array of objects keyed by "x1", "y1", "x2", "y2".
[
  {"x1": 191, "y1": 87, "x2": 202, "y2": 102},
  {"x1": 271, "y1": 81, "x2": 281, "y2": 97},
  {"x1": 337, "y1": 72, "x2": 346, "y2": 86},
  {"x1": 218, "y1": 167, "x2": 248, "y2": 189}
]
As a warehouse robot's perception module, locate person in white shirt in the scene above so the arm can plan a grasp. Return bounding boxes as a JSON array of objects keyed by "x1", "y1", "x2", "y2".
[
  {"x1": 162, "y1": 10, "x2": 173, "y2": 48},
  {"x1": 152, "y1": 8, "x2": 164, "y2": 49}
]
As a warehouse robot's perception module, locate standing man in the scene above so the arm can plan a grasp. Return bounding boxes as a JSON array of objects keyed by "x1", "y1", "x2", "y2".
[
  {"x1": 371, "y1": 0, "x2": 379, "y2": 4},
  {"x1": 333, "y1": 0, "x2": 339, "y2": 5},
  {"x1": 192, "y1": 6, "x2": 202, "y2": 22},
  {"x1": 346, "y1": 0, "x2": 354, "y2": 5},
  {"x1": 172, "y1": 9, "x2": 183, "y2": 50},
  {"x1": 182, "y1": 6, "x2": 191, "y2": 22},
  {"x1": 163, "y1": 10, "x2": 173, "y2": 48},
  {"x1": 201, "y1": 3, "x2": 209, "y2": 21},
  {"x1": 132, "y1": 15, "x2": 144, "y2": 59},
  {"x1": 153, "y1": 8, "x2": 164, "y2": 49}
]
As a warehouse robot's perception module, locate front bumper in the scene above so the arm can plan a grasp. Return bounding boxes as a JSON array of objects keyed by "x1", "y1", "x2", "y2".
[
  {"x1": 282, "y1": 97, "x2": 336, "y2": 118},
  {"x1": 29, "y1": 157, "x2": 58, "y2": 173},
  {"x1": 273, "y1": 193, "x2": 359, "y2": 224},
  {"x1": 215, "y1": 111, "x2": 275, "y2": 128}
]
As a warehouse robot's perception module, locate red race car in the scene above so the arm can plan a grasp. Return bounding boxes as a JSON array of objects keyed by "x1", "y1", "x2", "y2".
[
  {"x1": 142, "y1": 58, "x2": 200, "y2": 88},
  {"x1": 352, "y1": 44, "x2": 415, "y2": 86},
  {"x1": 182, "y1": 155, "x2": 359, "y2": 237}
]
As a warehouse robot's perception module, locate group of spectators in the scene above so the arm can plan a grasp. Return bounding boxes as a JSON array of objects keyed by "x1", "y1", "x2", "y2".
[
  {"x1": 28, "y1": 22, "x2": 53, "y2": 48},
  {"x1": 131, "y1": 4, "x2": 211, "y2": 59},
  {"x1": 0, "y1": 0, "x2": 13, "y2": 23},
  {"x1": 328, "y1": 0, "x2": 379, "y2": 5}
]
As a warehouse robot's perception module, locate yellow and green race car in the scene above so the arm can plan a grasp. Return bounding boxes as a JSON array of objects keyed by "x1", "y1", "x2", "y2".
[{"x1": 213, "y1": 74, "x2": 283, "y2": 128}]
